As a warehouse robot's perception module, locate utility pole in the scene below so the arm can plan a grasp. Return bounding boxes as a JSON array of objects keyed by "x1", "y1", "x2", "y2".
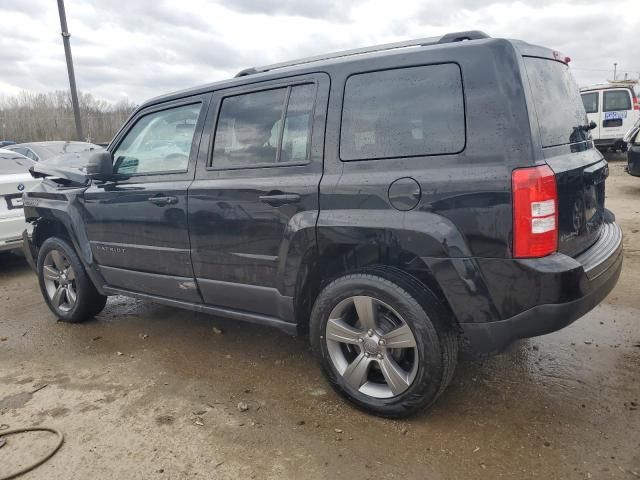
[{"x1": 57, "y1": 0, "x2": 84, "y2": 141}]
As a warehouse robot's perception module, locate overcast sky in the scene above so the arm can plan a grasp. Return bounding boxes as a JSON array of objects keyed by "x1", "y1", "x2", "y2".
[{"x1": 1, "y1": 0, "x2": 638, "y2": 104}]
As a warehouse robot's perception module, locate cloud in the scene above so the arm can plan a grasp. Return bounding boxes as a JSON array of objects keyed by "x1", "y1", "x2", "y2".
[
  {"x1": 0, "y1": 0, "x2": 637, "y2": 104},
  {"x1": 216, "y1": 0, "x2": 361, "y2": 21}
]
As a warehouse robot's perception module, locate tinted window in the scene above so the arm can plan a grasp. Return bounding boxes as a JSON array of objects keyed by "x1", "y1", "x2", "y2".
[
  {"x1": 524, "y1": 58, "x2": 588, "y2": 147},
  {"x1": 281, "y1": 84, "x2": 315, "y2": 163},
  {"x1": 213, "y1": 88, "x2": 286, "y2": 168},
  {"x1": 113, "y1": 103, "x2": 202, "y2": 175},
  {"x1": 340, "y1": 64, "x2": 465, "y2": 161},
  {"x1": 603, "y1": 90, "x2": 632, "y2": 112},
  {"x1": 581, "y1": 92, "x2": 598, "y2": 114},
  {"x1": 212, "y1": 84, "x2": 315, "y2": 168}
]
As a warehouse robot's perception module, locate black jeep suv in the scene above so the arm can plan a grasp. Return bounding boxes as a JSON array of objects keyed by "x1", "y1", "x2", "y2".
[{"x1": 23, "y1": 31, "x2": 623, "y2": 417}]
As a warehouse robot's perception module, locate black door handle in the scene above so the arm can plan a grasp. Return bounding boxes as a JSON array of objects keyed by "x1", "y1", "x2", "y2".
[
  {"x1": 148, "y1": 196, "x2": 178, "y2": 206},
  {"x1": 258, "y1": 193, "x2": 301, "y2": 206}
]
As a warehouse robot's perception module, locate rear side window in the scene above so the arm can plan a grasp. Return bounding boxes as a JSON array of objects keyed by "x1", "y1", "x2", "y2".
[
  {"x1": 581, "y1": 92, "x2": 598, "y2": 114},
  {"x1": 212, "y1": 84, "x2": 316, "y2": 169},
  {"x1": 9, "y1": 147, "x2": 28, "y2": 156},
  {"x1": 523, "y1": 57, "x2": 588, "y2": 147},
  {"x1": 24, "y1": 149, "x2": 39, "y2": 161},
  {"x1": 340, "y1": 64, "x2": 465, "y2": 161},
  {"x1": 603, "y1": 90, "x2": 632, "y2": 112}
]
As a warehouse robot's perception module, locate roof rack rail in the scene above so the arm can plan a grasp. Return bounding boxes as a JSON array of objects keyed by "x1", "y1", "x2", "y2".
[{"x1": 235, "y1": 30, "x2": 490, "y2": 77}]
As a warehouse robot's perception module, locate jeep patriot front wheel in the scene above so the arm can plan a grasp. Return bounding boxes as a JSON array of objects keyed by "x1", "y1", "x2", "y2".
[{"x1": 37, "y1": 237, "x2": 107, "y2": 323}]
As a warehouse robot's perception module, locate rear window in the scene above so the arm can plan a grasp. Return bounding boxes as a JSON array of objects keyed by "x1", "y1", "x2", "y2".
[
  {"x1": 524, "y1": 57, "x2": 588, "y2": 147},
  {"x1": 581, "y1": 92, "x2": 598, "y2": 114},
  {"x1": 0, "y1": 154, "x2": 34, "y2": 174},
  {"x1": 603, "y1": 90, "x2": 632, "y2": 112},
  {"x1": 340, "y1": 64, "x2": 465, "y2": 161}
]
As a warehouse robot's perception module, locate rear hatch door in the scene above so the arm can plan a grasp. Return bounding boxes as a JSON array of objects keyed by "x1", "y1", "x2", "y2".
[{"x1": 522, "y1": 55, "x2": 606, "y2": 257}]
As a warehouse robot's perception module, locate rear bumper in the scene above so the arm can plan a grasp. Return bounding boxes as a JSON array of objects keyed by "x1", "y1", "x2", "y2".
[{"x1": 462, "y1": 213, "x2": 623, "y2": 352}]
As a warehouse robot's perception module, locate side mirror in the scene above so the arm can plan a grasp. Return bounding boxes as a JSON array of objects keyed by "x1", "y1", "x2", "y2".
[
  {"x1": 588, "y1": 120, "x2": 597, "y2": 131},
  {"x1": 85, "y1": 151, "x2": 114, "y2": 180}
]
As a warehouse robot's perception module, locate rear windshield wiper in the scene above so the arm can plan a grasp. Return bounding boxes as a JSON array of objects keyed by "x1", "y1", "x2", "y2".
[{"x1": 578, "y1": 121, "x2": 597, "y2": 131}]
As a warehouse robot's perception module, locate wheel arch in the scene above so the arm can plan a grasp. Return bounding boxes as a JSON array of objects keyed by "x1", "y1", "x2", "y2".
[{"x1": 294, "y1": 241, "x2": 458, "y2": 335}]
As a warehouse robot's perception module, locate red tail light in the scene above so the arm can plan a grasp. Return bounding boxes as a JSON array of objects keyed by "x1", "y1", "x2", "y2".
[
  {"x1": 512, "y1": 165, "x2": 558, "y2": 258},
  {"x1": 633, "y1": 95, "x2": 640, "y2": 111}
]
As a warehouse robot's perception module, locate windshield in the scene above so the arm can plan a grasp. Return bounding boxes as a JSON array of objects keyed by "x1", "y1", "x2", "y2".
[{"x1": 524, "y1": 57, "x2": 589, "y2": 148}]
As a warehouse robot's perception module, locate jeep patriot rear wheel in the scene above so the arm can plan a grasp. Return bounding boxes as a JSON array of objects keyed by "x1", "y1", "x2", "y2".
[{"x1": 310, "y1": 271, "x2": 458, "y2": 418}]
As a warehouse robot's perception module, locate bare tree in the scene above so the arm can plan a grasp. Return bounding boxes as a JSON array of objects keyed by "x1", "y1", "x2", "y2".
[{"x1": 0, "y1": 90, "x2": 137, "y2": 144}]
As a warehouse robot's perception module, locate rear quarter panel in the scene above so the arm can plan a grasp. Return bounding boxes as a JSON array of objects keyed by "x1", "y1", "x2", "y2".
[
  {"x1": 319, "y1": 39, "x2": 535, "y2": 259},
  {"x1": 316, "y1": 39, "x2": 537, "y2": 324}
]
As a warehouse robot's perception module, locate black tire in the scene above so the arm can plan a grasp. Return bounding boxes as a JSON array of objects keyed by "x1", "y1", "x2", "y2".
[
  {"x1": 310, "y1": 269, "x2": 458, "y2": 418},
  {"x1": 37, "y1": 237, "x2": 107, "y2": 322}
]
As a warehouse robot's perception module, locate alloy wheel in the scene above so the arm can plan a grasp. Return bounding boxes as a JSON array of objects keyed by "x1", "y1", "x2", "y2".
[
  {"x1": 42, "y1": 249, "x2": 77, "y2": 313},
  {"x1": 325, "y1": 295, "x2": 419, "y2": 399}
]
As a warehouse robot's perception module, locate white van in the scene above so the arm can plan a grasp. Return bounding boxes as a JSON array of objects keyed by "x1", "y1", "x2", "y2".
[{"x1": 580, "y1": 82, "x2": 639, "y2": 151}]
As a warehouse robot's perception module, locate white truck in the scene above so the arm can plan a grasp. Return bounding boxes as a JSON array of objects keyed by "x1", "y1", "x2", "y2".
[{"x1": 580, "y1": 80, "x2": 639, "y2": 152}]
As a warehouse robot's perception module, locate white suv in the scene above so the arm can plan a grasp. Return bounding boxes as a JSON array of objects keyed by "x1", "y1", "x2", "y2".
[{"x1": 581, "y1": 82, "x2": 640, "y2": 152}]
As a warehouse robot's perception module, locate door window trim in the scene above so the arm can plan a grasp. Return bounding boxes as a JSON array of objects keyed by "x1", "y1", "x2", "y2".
[
  {"x1": 108, "y1": 96, "x2": 207, "y2": 179},
  {"x1": 206, "y1": 79, "x2": 319, "y2": 171}
]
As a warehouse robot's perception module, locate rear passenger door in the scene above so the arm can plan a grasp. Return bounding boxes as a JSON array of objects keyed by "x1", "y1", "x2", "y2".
[{"x1": 189, "y1": 73, "x2": 329, "y2": 321}]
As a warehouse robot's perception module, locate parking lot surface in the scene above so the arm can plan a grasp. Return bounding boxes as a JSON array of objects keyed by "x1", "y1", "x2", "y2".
[{"x1": 1, "y1": 160, "x2": 639, "y2": 479}]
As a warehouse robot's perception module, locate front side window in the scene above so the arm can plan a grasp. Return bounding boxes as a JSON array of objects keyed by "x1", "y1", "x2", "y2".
[
  {"x1": 113, "y1": 103, "x2": 202, "y2": 175},
  {"x1": 212, "y1": 84, "x2": 316, "y2": 169},
  {"x1": 603, "y1": 90, "x2": 632, "y2": 112},
  {"x1": 340, "y1": 64, "x2": 465, "y2": 161},
  {"x1": 581, "y1": 92, "x2": 598, "y2": 114}
]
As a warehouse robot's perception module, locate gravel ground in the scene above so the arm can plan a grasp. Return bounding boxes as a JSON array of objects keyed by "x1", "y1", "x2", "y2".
[{"x1": 0, "y1": 157, "x2": 639, "y2": 479}]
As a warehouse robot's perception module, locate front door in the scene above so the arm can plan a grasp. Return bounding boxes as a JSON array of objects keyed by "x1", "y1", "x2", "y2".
[
  {"x1": 82, "y1": 96, "x2": 209, "y2": 302},
  {"x1": 189, "y1": 74, "x2": 329, "y2": 321}
]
